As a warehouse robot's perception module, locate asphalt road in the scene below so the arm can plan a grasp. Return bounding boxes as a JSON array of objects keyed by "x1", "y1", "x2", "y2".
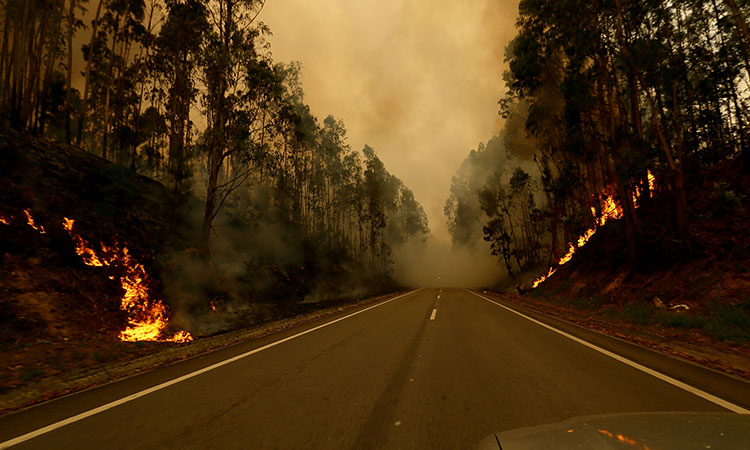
[{"x1": 1, "y1": 288, "x2": 748, "y2": 449}]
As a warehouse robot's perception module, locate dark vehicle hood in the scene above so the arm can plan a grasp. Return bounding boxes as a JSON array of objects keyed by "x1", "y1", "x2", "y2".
[{"x1": 478, "y1": 412, "x2": 750, "y2": 449}]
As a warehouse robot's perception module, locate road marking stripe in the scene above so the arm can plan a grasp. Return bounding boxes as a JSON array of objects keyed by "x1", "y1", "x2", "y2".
[
  {"x1": 0, "y1": 289, "x2": 422, "y2": 449},
  {"x1": 430, "y1": 309, "x2": 437, "y2": 321},
  {"x1": 467, "y1": 289, "x2": 750, "y2": 415}
]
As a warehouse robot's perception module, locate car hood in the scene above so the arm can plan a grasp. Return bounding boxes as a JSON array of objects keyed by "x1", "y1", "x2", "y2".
[{"x1": 478, "y1": 412, "x2": 750, "y2": 449}]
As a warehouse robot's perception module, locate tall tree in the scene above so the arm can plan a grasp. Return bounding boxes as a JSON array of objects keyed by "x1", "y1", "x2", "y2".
[{"x1": 155, "y1": 0, "x2": 208, "y2": 190}]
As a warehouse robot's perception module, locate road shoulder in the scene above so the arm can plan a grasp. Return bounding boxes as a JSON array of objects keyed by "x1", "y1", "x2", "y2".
[
  {"x1": 0, "y1": 291, "x2": 407, "y2": 417},
  {"x1": 470, "y1": 290, "x2": 750, "y2": 411}
]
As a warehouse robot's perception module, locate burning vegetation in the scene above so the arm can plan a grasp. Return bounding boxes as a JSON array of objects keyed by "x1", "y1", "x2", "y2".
[
  {"x1": 62, "y1": 218, "x2": 192, "y2": 343},
  {"x1": 2, "y1": 210, "x2": 191, "y2": 343},
  {"x1": 531, "y1": 171, "x2": 657, "y2": 288}
]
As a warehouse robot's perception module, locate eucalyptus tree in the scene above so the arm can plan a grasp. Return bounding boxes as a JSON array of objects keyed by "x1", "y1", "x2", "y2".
[
  {"x1": 459, "y1": 0, "x2": 750, "y2": 272},
  {"x1": 92, "y1": 0, "x2": 147, "y2": 159},
  {"x1": 198, "y1": 0, "x2": 277, "y2": 255},
  {"x1": 64, "y1": 0, "x2": 86, "y2": 143},
  {"x1": 0, "y1": 0, "x2": 68, "y2": 130},
  {"x1": 154, "y1": 0, "x2": 208, "y2": 189}
]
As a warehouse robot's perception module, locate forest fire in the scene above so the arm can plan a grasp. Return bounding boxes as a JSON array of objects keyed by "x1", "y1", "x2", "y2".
[
  {"x1": 532, "y1": 172, "x2": 655, "y2": 288},
  {"x1": 0, "y1": 210, "x2": 190, "y2": 343},
  {"x1": 62, "y1": 218, "x2": 192, "y2": 343},
  {"x1": 24, "y1": 209, "x2": 45, "y2": 233},
  {"x1": 632, "y1": 171, "x2": 657, "y2": 207}
]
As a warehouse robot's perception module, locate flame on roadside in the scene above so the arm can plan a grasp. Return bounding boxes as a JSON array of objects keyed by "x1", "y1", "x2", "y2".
[
  {"x1": 2, "y1": 211, "x2": 191, "y2": 342},
  {"x1": 24, "y1": 209, "x2": 45, "y2": 234},
  {"x1": 532, "y1": 171, "x2": 655, "y2": 288},
  {"x1": 62, "y1": 218, "x2": 192, "y2": 343}
]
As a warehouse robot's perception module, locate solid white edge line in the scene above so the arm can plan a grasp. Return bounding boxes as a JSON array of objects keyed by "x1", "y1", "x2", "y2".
[
  {"x1": 0, "y1": 289, "x2": 422, "y2": 449},
  {"x1": 466, "y1": 289, "x2": 750, "y2": 415},
  {"x1": 430, "y1": 309, "x2": 437, "y2": 321}
]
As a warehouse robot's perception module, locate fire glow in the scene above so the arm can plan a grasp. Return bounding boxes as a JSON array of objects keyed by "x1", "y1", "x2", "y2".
[
  {"x1": 62, "y1": 218, "x2": 192, "y2": 343},
  {"x1": 0, "y1": 209, "x2": 191, "y2": 343},
  {"x1": 532, "y1": 171, "x2": 656, "y2": 288},
  {"x1": 24, "y1": 209, "x2": 45, "y2": 234}
]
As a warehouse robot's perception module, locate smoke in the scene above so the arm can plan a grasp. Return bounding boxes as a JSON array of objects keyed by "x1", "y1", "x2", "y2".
[
  {"x1": 159, "y1": 195, "x2": 309, "y2": 336},
  {"x1": 258, "y1": 0, "x2": 520, "y2": 241},
  {"x1": 392, "y1": 236, "x2": 506, "y2": 288}
]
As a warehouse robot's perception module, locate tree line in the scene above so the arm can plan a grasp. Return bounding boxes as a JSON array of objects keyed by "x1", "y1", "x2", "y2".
[
  {"x1": 447, "y1": 0, "x2": 749, "y2": 276},
  {"x1": 0, "y1": 0, "x2": 429, "y2": 274}
]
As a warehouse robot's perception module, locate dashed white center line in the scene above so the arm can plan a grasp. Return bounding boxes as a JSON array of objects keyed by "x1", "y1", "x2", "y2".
[{"x1": 430, "y1": 309, "x2": 437, "y2": 320}]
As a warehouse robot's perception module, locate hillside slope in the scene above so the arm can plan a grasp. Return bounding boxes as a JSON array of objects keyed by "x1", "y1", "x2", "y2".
[
  {"x1": 0, "y1": 131, "x2": 397, "y2": 401},
  {"x1": 508, "y1": 162, "x2": 750, "y2": 376}
]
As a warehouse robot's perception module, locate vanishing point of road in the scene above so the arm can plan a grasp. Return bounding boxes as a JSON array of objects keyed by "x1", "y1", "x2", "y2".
[{"x1": 1, "y1": 288, "x2": 748, "y2": 449}]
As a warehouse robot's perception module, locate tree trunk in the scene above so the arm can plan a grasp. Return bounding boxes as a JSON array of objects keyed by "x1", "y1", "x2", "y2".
[
  {"x1": 64, "y1": 0, "x2": 75, "y2": 143},
  {"x1": 102, "y1": 12, "x2": 120, "y2": 160},
  {"x1": 724, "y1": 0, "x2": 750, "y2": 81},
  {"x1": 76, "y1": 0, "x2": 104, "y2": 146},
  {"x1": 200, "y1": 151, "x2": 221, "y2": 256}
]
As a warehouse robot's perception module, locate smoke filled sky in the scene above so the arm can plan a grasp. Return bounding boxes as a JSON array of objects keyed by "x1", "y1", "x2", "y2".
[{"x1": 258, "y1": 0, "x2": 520, "y2": 239}]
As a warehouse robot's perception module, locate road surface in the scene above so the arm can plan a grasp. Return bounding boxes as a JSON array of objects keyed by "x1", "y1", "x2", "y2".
[{"x1": 1, "y1": 288, "x2": 748, "y2": 449}]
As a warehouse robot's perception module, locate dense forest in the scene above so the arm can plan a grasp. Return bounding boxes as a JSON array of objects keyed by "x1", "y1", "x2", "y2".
[
  {"x1": 0, "y1": 0, "x2": 429, "y2": 292},
  {"x1": 0, "y1": 0, "x2": 432, "y2": 351},
  {"x1": 447, "y1": 0, "x2": 750, "y2": 282}
]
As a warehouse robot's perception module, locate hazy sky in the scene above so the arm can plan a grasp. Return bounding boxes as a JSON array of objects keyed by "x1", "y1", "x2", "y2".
[{"x1": 258, "y1": 0, "x2": 520, "y2": 240}]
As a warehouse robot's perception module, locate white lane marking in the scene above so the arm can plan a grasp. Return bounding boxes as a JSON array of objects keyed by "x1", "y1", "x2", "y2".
[
  {"x1": 467, "y1": 289, "x2": 750, "y2": 415},
  {"x1": 0, "y1": 289, "x2": 422, "y2": 449},
  {"x1": 430, "y1": 309, "x2": 437, "y2": 321}
]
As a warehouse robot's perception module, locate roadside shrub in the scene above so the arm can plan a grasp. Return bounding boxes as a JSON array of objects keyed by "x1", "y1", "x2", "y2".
[
  {"x1": 703, "y1": 300, "x2": 750, "y2": 343},
  {"x1": 528, "y1": 288, "x2": 544, "y2": 298},
  {"x1": 623, "y1": 302, "x2": 657, "y2": 325},
  {"x1": 659, "y1": 312, "x2": 705, "y2": 329}
]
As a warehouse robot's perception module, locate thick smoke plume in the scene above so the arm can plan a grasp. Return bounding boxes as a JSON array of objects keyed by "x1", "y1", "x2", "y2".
[{"x1": 392, "y1": 237, "x2": 506, "y2": 288}]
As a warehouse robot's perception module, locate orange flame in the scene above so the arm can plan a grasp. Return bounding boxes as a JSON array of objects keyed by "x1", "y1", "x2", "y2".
[
  {"x1": 24, "y1": 209, "x2": 45, "y2": 234},
  {"x1": 63, "y1": 218, "x2": 192, "y2": 343},
  {"x1": 647, "y1": 171, "x2": 656, "y2": 195},
  {"x1": 632, "y1": 170, "x2": 656, "y2": 207},
  {"x1": 532, "y1": 172, "x2": 655, "y2": 288},
  {"x1": 0, "y1": 215, "x2": 10, "y2": 225}
]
